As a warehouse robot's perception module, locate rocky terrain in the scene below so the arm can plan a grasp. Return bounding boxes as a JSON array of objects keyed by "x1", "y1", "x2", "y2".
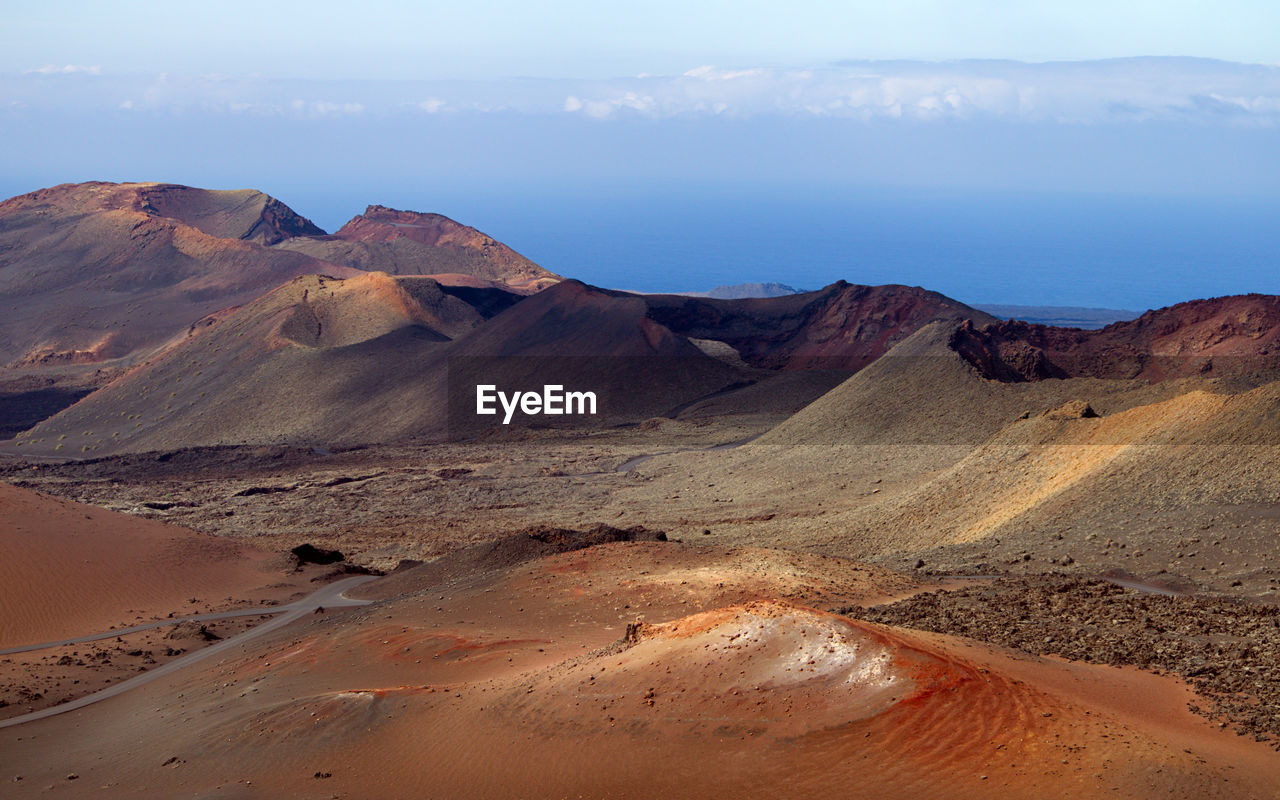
[{"x1": 847, "y1": 576, "x2": 1280, "y2": 745}]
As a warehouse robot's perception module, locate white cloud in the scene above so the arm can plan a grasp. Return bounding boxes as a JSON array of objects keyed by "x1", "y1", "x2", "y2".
[
  {"x1": 567, "y1": 91, "x2": 657, "y2": 119},
  {"x1": 25, "y1": 64, "x2": 101, "y2": 75},
  {"x1": 10, "y1": 58, "x2": 1280, "y2": 127},
  {"x1": 554, "y1": 60, "x2": 1279, "y2": 124},
  {"x1": 310, "y1": 101, "x2": 364, "y2": 115}
]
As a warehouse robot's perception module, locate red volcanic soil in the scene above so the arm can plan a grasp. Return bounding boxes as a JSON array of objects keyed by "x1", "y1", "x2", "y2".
[
  {"x1": 2, "y1": 542, "x2": 1274, "y2": 798},
  {"x1": 273, "y1": 204, "x2": 561, "y2": 291},
  {"x1": 332, "y1": 205, "x2": 491, "y2": 245},
  {"x1": 0, "y1": 182, "x2": 324, "y2": 245},
  {"x1": 638, "y1": 280, "x2": 995, "y2": 370},
  {"x1": 0, "y1": 482, "x2": 290, "y2": 648},
  {"x1": 952, "y1": 294, "x2": 1280, "y2": 382}
]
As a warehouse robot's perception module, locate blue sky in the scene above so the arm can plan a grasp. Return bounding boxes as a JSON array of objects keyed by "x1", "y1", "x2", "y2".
[{"x1": 4, "y1": 1, "x2": 1278, "y2": 80}]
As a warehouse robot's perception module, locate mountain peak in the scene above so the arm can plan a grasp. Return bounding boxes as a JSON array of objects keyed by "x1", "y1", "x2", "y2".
[
  {"x1": 333, "y1": 206, "x2": 469, "y2": 245},
  {"x1": 0, "y1": 181, "x2": 325, "y2": 245},
  {"x1": 288, "y1": 203, "x2": 561, "y2": 290}
]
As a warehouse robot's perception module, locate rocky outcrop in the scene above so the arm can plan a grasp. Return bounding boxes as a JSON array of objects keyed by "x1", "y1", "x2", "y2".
[{"x1": 950, "y1": 295, "x2": 1280, "y2": 383}]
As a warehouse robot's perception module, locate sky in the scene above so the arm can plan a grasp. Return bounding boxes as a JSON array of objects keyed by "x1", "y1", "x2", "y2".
[
  {"x1": 4, "y1": 1, "x2": 1279, "y2": 79},
  {"x1": 2, "y1": 2, "x2": 1279, "y2": 306}
]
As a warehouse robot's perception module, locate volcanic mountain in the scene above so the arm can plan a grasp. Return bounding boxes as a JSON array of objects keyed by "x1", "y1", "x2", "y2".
[
  {"x1": 637, "y1": 281, "x2": 995, "y2": 370},
  {"x1": 0, "y1": 182, "x2": 351, "y2": 375},
  {"x1": 9, "y1": 272, "x2": 517, "y2": 455},
  {"x1": 612, "y1": 312, "x2": 1280, "y2": 597},
  {"x1": 271, "y1": 205, "x2": 560, "y2": 291},
  {"x1": 0, "y1": 183, "x2": 556, "y2": 387},
  {"x1": 12, "y1": 279, "x2": 760, "y2": 455},
  {"x1": 9, "y1": 276, "x2": 1002, "y2": 455}
]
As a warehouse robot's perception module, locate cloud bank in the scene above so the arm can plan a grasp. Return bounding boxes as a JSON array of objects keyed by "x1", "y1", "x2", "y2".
[{"x1": 4, "y1": 58, "x2": 1280, "y2": 125}]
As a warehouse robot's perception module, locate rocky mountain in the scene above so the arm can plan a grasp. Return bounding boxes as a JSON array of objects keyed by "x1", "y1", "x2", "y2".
[
  {"x1": 954, "y1": 294, "x2": 1280, "y2": 382},
  {"x1": 639, "y1": 281, "x2": 995, "y2": 370},
  {"x1": 0, "y1": 184, "x2": 557, "y2": 377},
  {"x1": 272, "y1": 205, "x2": 560, "y2": 291}
]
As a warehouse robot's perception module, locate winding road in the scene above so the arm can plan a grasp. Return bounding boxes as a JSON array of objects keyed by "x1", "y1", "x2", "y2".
[{"x1": 0, "y1": 575, "x2": 376, "y2": 729}]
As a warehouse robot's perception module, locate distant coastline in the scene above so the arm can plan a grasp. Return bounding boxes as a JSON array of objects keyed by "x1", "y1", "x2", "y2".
[{"x1": 973, "y1": 304, "x2": 1142, "y2": 330}]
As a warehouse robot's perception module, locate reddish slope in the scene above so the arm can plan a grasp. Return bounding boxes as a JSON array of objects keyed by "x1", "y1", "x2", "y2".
[
  {"x1": 444, "y1": 280, "x2": 752, "y2": 437},
  {"x1": 638, "y1": 281, "x2": 996, "y2": 370},
  {"x1": 3, "y1": 542, "x2": 1273, "y2": 798},
  {"x1": 0, "y1": 184, "x2": 557, "y2": 400},
  {"x1": 0, "y1": 482, "x2": 285, "y2": 648},
  {"x1": 274, "y1": 204, "x2": 560, "y2": 291},
  {"x1": 954, "y1": 294, "x2": 1280, "y2": 382},
  {"x1": 131, "y1": 183, "x2": 325, "y2": 244}
]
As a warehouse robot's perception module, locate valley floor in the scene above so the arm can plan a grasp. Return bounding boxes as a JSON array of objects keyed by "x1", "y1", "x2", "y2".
[{"x1": 2, "y1": 412, "x2": 1280, "y2": 797}]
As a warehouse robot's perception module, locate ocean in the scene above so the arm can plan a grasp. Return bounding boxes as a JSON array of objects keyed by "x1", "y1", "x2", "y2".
[{"x1": 364, "y1": 183, "x2": 1280, "y2": 313}]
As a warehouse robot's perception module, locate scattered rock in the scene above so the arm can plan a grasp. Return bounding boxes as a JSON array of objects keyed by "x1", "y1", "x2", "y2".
[
  {"x1": 846, "y1": 575, "x2": 1280, "y2": 743},
  {"x1": 233, "y1": 484, "x2": 296, "y2": 498}
]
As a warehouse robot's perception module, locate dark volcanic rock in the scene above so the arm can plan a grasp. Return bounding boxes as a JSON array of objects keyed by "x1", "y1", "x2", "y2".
[
  {"x1": 361, "y1": 525, "x2": 668, "y2": 599},
  {"x1": 845, "y1": 575, "x2": 1280, "y2": 746},
  {"x1": 291, "y1": 543, "x2": 345, "y2": 566},
  {"x1": 638, "y1": 281, "x2": 995, "y2": 371},
  {"x1": 952, "y1": 295, "x2": 1280, "y2": 383}
]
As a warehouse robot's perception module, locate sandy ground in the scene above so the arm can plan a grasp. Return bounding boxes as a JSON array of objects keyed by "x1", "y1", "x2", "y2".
[
  {"x1": 2, "y1": 540, "x2": 1276, "y2": 798},
  {"x1": 0, "y1": 483, "x2": 361, "y2": 734},
  {"x1": 0, "y1": 483, "x2": 318, "y2": 649},
  {"x1": 0, "y1": 616, "x2": 268, "y2": 721},
  {"x1": 8, "y1": 421, "x2": 1278, "y2": 601}
]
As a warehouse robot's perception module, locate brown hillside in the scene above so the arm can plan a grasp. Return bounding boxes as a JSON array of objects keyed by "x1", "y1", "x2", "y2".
[
  {"x1": 0, "y1": 182, "x2": 354, "y2": 373},
  {"x1": 4, "y1": 541, "x2": 1273, "y2": 798},
  {"x1": 10, "y1": 273, "x2": 513, "y2": 455},
  {"x1": 616, "y1": 320, "x2": 1280, "y2": 590},
  {"x1": 131, "y1": 183, "x2": 325, "y2": 244},
  {"x1": 11, "y1": 279, "x2": 753, "y2": 455},
  {"x1": 274, "y1": 205, "x2": 560, "y2": 291}
]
